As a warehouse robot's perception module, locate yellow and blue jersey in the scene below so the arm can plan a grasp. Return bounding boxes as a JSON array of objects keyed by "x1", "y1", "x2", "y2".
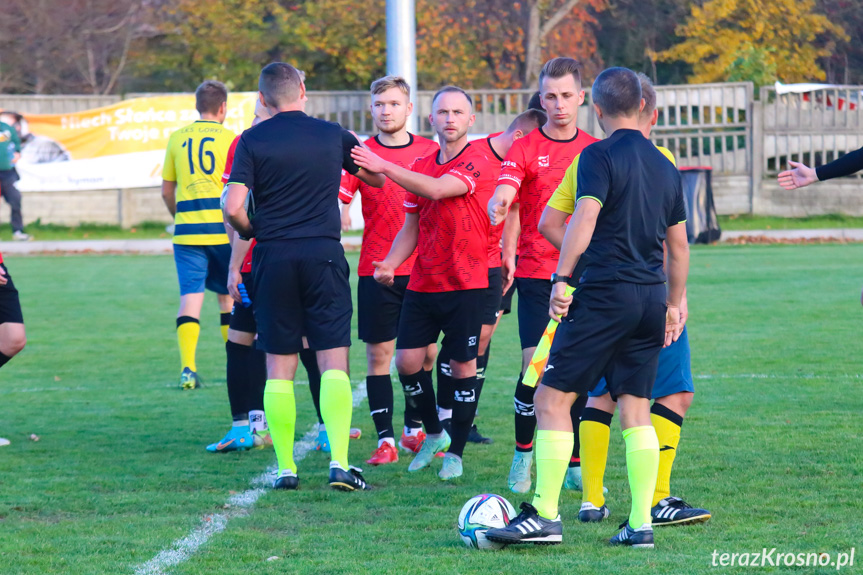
[
  {"x1": 547, "y1": 145, "x2": 676, "y2": 215},
  {"x1": 163, "y1": 121, "x2": 235, "y2": 245}
]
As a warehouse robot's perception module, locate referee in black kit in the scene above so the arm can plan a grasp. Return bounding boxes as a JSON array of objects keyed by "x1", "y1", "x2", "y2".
[
  {"x1": 225, "y1": 63, "x2": 384, "y2": 492},
  {"x1": 487, "y1": 67, "x2": 690, "y2": 549}
]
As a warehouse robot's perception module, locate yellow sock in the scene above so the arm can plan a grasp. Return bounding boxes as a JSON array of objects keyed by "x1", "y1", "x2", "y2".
[
  {"x1": 319, "y1": 370, "x2": 352, "y2": 470},
  {"x1": 580, "y1": 408, "x2": 613, "y2": 507},
  {"x1": 531, "y1": 429, "x2": 573, "y2": 520},
  {"x1": 220, "y1": 312, "x2": 231, "y2": 343},
  {"x1": 264, "y1": 379, "x2": 297, "y2": 474},
  {"x1": 651, "y1": 404, "x2": 683, "y2": 506},
  {"x1": 623, "y1": 425, "x2": 659, "y2": 529},
  {"x1": 176, "y1": 316, "x2": 200, "y2": 372}
]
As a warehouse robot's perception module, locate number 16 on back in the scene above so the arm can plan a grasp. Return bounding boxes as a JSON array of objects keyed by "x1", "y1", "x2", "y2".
[{"x1": 523, "y1": 285, "x2": 576, "y2": 387}]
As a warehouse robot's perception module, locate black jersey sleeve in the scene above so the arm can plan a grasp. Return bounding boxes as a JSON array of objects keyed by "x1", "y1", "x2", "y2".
[
  {"x1": 816, "y1": 146, "x2": 863, "y2": 181},
  {"x1": 341, "y1": 129, "x2": 361, "y2": 175},
  {"x1": 575, "y1": 144, "x2": 611, "y2": 207},
  {"x1": 669, "y1": 172, "x2": 688, "y2": 225}
]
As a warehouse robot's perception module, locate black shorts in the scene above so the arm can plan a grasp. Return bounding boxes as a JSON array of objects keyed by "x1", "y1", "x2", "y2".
[
  {"x1": 482, "y1": 267, "x2": 504, "y2": 325},
  {"x1": 500, "y1": 279, "x2": 515, "y2": 315},
  {"x1": 252, "y1": 238, "x2": 352, "y2": 355},
  {"x1": 0, "y1": 264, "x2": 24, "y2": 325},
  {"x1": 542, "y1": 282, "x2": 666, "y2": 400},
  {"x1": 516, "y1": 277, "x2": 552, "y2": 350},
  {"x1": 396, "y1": 289, "x2": 483, "y2": 362},
  {"x1": 229, "y1": 271, "x2": 257, "y2": 334},
  {"x1": 358, "y1": 275, "x2": 409, "y2": 344}
]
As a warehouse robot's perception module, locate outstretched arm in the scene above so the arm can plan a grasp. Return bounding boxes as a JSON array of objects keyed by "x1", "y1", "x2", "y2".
[
  {"x1": 351, "y1": 146, "x2": 468, "y2": 200},
  {"x1": 488, "y1": 183, "x2": 518, "y2": 226}
]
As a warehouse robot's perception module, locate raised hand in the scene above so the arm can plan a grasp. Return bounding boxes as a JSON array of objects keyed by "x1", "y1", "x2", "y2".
[{"x1": 777, "y1": 160, "x2": 818, "y2": 190}]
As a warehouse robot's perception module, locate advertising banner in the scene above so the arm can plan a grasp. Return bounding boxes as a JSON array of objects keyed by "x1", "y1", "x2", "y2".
[{"x1": 1, "y1": 93, "x2": 258, "y2": 191}]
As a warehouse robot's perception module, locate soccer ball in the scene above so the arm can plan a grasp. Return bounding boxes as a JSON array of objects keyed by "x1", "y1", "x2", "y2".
[{"x1": 457, "y1": 493, "x2": 516, "y2": 550}]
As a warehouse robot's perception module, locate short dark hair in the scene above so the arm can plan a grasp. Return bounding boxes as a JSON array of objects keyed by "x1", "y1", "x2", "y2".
[
  {"x1": 259, "y1": 62, "x2": 303, "y2": 108},
  {"x1": 507, "y1": 108, "x2": 547, "y2": 135},
  {"x1": 636, "y1": 73, "x2": 657, "y2": 119},
  {"x1": 195, "y1": 80, "x2": 227, "y2": 115},
  {"x1": 538, "y1": 57, "x2": 583, "y2": 90},
  {"x1": 527, "y1": 91, "x2": 542, "y2": 111},
  {"x1": 591, "y1": 67, "x2": 642, "y2": 118},
  {"x1": 432, "y1": 85, "x2": 473, "y2": 109}
]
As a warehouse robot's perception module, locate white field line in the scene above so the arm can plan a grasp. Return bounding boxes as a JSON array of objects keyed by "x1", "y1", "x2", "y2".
[{"x1": 133, "y1": 381, "x2": 368, "y2": 575}]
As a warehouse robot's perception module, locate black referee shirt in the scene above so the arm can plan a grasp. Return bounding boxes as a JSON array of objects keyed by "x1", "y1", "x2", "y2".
[
  {"x1": 575, "y1": 128, "x2": 686, "y2": 285},
  {"x1": 228, "y1": 111, "x2": 362, "y2": 242}
]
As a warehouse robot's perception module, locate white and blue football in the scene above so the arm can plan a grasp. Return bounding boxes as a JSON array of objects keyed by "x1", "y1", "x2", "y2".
[{"x1": 457, "y1": 493, "x2": 516, "y2": 550}]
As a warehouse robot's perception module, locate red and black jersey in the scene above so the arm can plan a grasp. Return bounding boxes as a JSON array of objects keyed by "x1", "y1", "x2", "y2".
[
  {"x1": 498, "y1": 127, "x2": 599, "y2": 279},
  {"x1": 471, "y1": 136, "x2": 506, "y2": 268},
  {"x1": 222, "y1": 133, "x2": 255, "y2": 274},
  {"x1": 404, "y1": 144, "x2": 496, "y2": 293},
  {"x1": 340, "y1": 134, "x2": 438, "y2": 277}
]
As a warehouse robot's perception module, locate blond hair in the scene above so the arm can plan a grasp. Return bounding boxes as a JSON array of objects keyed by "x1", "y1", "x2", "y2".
[{"x1": 370, "y1": 75, "x2": 411, "y2": 98}]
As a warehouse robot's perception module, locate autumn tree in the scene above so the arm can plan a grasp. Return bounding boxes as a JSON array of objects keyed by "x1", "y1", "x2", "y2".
[
  {"x1": 816, "y1": 0, "x2": 863, "y2": 84},
  {"x1": 0, "y1": 0, "x2": 145, "y2": 94},
  {"x1": 128, "y1": 0, "x2": 291, "y2": 92},
  {"x1": 658, "y1": 0, "x2": 847, "y2": 84}
]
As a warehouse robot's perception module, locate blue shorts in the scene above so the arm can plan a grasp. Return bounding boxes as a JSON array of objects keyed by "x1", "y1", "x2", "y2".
[
  {"x1": 589, "y1": 326, "x2": 694, "y2": 399},
  {"x1": 173, "y1": 243, "x2": 231, "y2": 296}
]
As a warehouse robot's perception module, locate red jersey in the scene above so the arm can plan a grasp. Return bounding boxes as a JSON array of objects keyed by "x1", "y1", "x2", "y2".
[
  {"x1": 404, "y1": 144, "x2": 496, "y2": 293},
  {"x1": 498, "y1": 127, "x2": 599, "y2": 279},
  {"x1": 471, "y1": 137, "x2": 505, "y2": 268},
  {"x1": 222, "y1": 134, "x2": 255, "y2": 274},
  {"x1": 340, "y1": 134, "x2": 438, "y2": 276}
]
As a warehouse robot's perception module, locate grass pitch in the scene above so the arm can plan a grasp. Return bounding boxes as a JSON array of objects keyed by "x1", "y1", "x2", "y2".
[{"x1": 0, "y1": 245, "x2": 861, "y2": 574}]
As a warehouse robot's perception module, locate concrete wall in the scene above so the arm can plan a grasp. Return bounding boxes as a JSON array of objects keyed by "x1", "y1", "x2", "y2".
[
  {"x1": 2, "y1": 177, "x2": 861, "y2": 229},
  {"x1": 0, "y1": 187, "x2": 172, "y2": 228}
]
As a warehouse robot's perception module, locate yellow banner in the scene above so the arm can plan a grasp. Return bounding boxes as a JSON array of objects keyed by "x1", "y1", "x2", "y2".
[{"x1": 15, "y1": 93, "x2": 258, "y2": 161}]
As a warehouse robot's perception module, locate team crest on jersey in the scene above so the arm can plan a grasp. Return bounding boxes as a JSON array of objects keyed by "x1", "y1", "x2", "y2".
[{"x1": 538, "y1": 155, "x2": 550, "y2": 167}]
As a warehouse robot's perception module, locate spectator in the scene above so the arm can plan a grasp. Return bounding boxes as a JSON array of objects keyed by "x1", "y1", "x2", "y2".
[{"x1": 0, "y1": 117, "x2": 30, "y2": 241}]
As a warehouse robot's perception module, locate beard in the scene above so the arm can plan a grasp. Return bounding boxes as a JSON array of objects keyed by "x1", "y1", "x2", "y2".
[{"x1": 377, "y1": 117, "x2": 407, "y2": 134}]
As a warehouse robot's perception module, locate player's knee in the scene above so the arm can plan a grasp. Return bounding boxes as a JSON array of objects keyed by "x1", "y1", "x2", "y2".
[
  {"x1": 4, "y1": 331, "x2": 26, "y2": 357},
  {"x1": 655, "y1": 391, "x2": 693, "y2": 416},
  {"x1": 366, "y1": 343, "x2": 393, "y2": 372},
  {"x1": 449, "y1": 359, "x2": 476, "y2": 379},
  {"x1": 587, "y1": 393, "x2": 617, "y2": 413}
]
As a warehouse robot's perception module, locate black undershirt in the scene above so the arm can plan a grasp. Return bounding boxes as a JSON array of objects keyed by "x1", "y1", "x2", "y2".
[{"x1": 816, "y1": 146, "x2": 863, "y2": 181}]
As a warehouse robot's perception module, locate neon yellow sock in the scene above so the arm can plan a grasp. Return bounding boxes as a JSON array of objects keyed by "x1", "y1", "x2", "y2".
[
  {"x1": 320, "y1": 369, "x2": 352, "y2": 470},
  {"x1": 623, "y1": 425, "x2": 659, "y2": 529},
  {"x1": 176, "y1": 317, "x2": 200, "y2": 372},
  {"x1": 220, "y1": 312, "x2": 231, "y2": 343},
  {"x1": 580, "y1": 414, "x2": 611, "y2": 507},
  {"x1": 651, "y1": 410, "x2": 682, "y2": 506},
  {"x1": 531, "y1": 429, "x2": 573, "y2": 519},
  {"x1": 264, "y1": 379, "x2": 296, "y2": 474}
]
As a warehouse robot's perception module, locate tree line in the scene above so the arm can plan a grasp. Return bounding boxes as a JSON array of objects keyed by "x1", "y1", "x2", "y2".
[{"x1": 0, "y1": 0, "x2": 858, "y2": 95}]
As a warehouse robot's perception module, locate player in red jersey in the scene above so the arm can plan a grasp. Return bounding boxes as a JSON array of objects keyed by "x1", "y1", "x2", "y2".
[
  {"x1": 339, "y1": 76, "x2": 440, "y2": 466},
  {"x1": 434, "y1": 109, "x2": 547, "y2": 445},
  {"x1": 352, "y1": 86, "x2": 498, "y2": 481},
  {"x1": 488, "y1": 57, "x2": 600, "y2": 494},
  {"x1": 0, "y1": 249, "x2": 26, "y2": 447}
]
